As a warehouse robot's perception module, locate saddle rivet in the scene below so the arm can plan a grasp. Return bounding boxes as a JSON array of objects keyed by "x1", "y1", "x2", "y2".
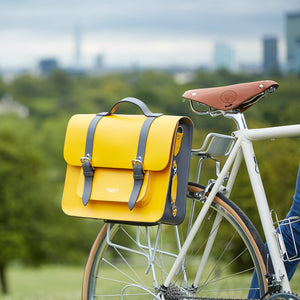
[{"x1": 259, "y1": 84, "x2": 264, "y2": 89}]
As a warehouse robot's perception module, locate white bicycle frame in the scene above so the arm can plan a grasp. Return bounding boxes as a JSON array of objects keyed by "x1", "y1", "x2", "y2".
[{"x1": 163, "y1": 111, "x2": 300, "y2": 294}]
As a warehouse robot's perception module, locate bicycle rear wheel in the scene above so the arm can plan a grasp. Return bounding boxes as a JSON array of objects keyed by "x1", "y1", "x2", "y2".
[{"x1": 82, "y1": 182, "x2": 269, "y2": 299}]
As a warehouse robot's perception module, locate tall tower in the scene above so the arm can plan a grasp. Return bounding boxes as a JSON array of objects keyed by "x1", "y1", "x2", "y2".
[
  {"x1": 74, "y1": 25, "x2": 82, "y2": 70},
  {"x1": 263, "y1": 37, "x2": 278, "y2": 74},
  {"x1": 286, "y1": 13, "x2": 300, "y2": 72}
]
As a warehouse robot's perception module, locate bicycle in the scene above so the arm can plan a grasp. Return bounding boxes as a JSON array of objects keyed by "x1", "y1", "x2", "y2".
[{"x1": 81, "y1": 80, "x2": 300, "y2": 299}]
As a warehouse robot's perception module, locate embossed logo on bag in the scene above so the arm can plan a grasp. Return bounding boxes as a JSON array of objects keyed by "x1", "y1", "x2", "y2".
[{"x1": 106, "y1": 188, "x2": 119, "y2": 193}]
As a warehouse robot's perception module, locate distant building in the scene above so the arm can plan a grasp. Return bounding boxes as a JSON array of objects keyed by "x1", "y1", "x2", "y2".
[
  {"x1": 39, "y1": 58, "x2": 58, "y2": 73},
  {"x1": 286, "y1": 12, "x2": 300, "y2": 72},
  {"x1": 263, "y1": 37, "x2": 278, "y2": 74},
  {"x1": 74, "y1": 25, "x2": 82, "y2": 70},
  {"x1": 294, "y1": 38, "x2": 300, "y2": 73},
  {"x1": 213, "y1": 43, "x2": 235, "y2": 71},
  {"x1": 94, "y1": 54, "x2": 104, "y2": 73}
]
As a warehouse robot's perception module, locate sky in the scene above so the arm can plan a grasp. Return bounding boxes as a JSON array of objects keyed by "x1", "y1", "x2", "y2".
[{"x1": 0, "y1": 0, "x2": 300, "y2": 71}]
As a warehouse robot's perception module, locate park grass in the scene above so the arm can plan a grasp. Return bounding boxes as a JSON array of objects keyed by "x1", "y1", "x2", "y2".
[
  {"x1": 2, "y1": 263, "x2": 300, "y2": 299},
  {"x1": 2, "y1": 264, "x2": 84, "y2": 300}
]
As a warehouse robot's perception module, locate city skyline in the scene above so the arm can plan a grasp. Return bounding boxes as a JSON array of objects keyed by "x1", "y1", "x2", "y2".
[{"x1": 1, "y1": 0, "x2": 300, "y2": 71}]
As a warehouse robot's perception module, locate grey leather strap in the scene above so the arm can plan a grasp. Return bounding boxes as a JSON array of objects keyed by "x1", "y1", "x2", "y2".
[
  {"x1": 81, "y1": 113, "x2": 106, "y2": 206},
  {"x1": 128, "y1": 116, "x2": 158, "y2": 210},
  {"x1": 80, "y1": 97, "x2": 162, "y2": 207}
]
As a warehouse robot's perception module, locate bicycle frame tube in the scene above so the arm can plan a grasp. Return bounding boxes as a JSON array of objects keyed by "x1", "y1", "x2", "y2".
[
  {"x1": 240, "y1": 124, "x2": 300, "y2": 141},
  {"x1": 239, "y1": 134, "x2": 290, "y2": 291},
  {"x1": 163, "y1": 123, "x2": 300, "y2": 291}
]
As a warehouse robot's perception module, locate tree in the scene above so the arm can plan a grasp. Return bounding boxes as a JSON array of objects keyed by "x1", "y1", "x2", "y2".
[
  {"x1": 0, "y1": 116, "x2": 47, "y2": 292},
  {"x1": 0, "y1": 114, "x2": 101, "y2": 294},
  {"x1": 0, "y1": 77, "x2": 6, "y2": 98}
]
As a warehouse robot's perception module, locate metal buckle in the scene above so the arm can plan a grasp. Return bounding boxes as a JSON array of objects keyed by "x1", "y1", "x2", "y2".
[
  {"x1": 80, "y1": 156, "x2": 94, "y2": 177},
  {"x1": 131, "y1": 159, "x2": 144, "y2": 180},
  {"x1": 80, "y1": 156, "x2": 91, "y2": 164}
]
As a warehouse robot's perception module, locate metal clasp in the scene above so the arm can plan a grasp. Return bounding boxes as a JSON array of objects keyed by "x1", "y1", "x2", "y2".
[
  {"x1": 80, "y1": 156, "x2": 94, "y2": 177},
  {"x1": 131, "y1": 159, "x2": 144, "y2": 180}
]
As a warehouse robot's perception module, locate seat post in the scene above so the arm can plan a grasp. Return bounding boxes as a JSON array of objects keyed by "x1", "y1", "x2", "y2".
[{"x1": 224, "y1": 112, "x2": 248, "y2": 130}]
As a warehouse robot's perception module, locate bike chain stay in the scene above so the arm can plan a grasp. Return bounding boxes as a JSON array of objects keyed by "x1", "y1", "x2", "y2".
[
  {"x1": 159, "y1": 284, "x2": 249, "y2": 300},
  {"x1": 159, "y1": 284, "x2": 300, "y2": 300},
  {"x1": 267, "y1": 292, "x2": 300, "y2": 300}
]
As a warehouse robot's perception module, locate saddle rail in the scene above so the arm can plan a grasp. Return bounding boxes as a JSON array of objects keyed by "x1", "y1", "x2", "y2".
[{"x1": 183, "y1": 80, "x2": 279, "y2": 115}]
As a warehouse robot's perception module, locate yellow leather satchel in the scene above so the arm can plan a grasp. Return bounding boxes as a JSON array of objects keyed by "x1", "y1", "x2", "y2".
[{"x1": 62, "y1": 98, "x2": 193, "y2": 225}]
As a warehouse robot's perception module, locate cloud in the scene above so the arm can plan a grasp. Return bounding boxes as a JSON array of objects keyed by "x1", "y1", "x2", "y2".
[
  {"x1": 1, "y1": 0, "x2": 296, "y2": 35},
  {"x1": 0, "y1": 0, "x2": 299, "y2": 69}
]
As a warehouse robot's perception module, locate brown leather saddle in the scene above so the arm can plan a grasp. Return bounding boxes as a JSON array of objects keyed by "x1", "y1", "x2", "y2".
[{"x1": 182, "y1": 80, "x2": 279, "y2": 112}]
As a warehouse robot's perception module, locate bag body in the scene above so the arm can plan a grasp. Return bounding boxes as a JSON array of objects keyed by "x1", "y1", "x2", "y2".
[{"x1": 62, "y1": 98, "x2": 193, "y2": 225}]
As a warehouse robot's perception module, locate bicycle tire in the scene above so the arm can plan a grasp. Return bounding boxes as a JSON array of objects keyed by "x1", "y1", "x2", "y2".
[{"x1": 82, "y1": 182, "x2": 270, "y2": 299}]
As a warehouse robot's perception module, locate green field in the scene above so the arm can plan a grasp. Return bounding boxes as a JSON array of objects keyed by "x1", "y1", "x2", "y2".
[
  {"x1": 3, "y1": 265, "x2": 83, "y2": 300},
  {"x1": 2, "y1": 264, "x2": 300, "y2": 299}
]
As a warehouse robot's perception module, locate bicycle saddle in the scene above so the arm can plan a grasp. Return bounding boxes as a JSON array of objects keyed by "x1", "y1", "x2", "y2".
[{"x1": 182, "y1": 80, "x2": 279, "y2": 112}]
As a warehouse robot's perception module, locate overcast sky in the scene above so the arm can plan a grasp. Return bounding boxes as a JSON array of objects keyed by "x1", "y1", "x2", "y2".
[{"x1": 0, "y1": 0, "x2": 300, "y2": 70}]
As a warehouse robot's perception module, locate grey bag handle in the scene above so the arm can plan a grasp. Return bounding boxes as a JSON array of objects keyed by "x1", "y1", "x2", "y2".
[{"x1": 103, "y1": 97, "x2": 161, "y2": 117}]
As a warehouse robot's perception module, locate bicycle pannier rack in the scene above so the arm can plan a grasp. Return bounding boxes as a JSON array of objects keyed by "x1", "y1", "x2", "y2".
[{"x1": 62, "y1": 98, "x2": 193, "y2": 225}]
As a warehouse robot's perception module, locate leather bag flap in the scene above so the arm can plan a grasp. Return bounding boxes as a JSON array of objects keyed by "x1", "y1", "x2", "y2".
[{"x1": 64, "y1": 114, "x2": 186, "y2": 171}]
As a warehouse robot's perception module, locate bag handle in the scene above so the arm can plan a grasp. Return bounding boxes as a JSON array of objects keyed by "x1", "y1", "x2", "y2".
[{"x1": 98, "y1": 97, "x2": 162, "y2": 118}]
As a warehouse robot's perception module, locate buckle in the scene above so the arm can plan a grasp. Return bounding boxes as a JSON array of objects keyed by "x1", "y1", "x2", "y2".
[
  {"x1": 80, "y1": 156, "x2": 94, "y2": 177},
  {"x1": 131, "y1": 159, "x2": 144, "y2": 180}
]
